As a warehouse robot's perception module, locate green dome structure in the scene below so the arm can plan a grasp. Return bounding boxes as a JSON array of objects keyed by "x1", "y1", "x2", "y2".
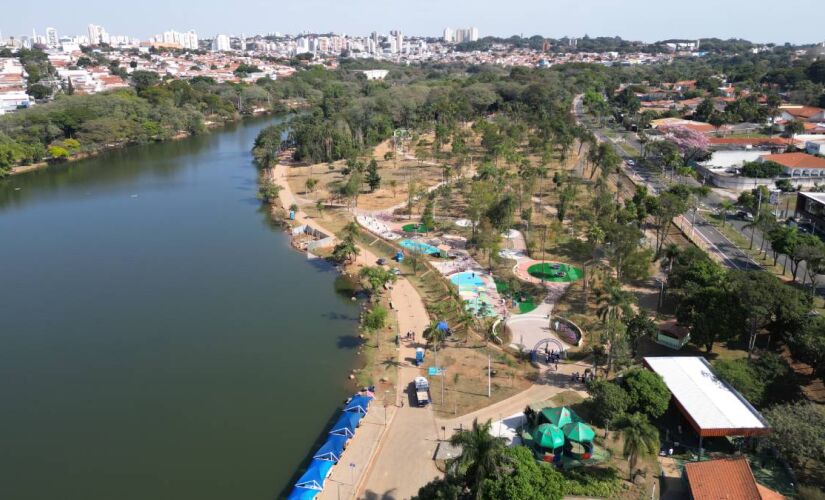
[
  {"x1": 562, "y1": 422, "x2": 595, "y2": 443},
  {"x1": 532, "y1": 423, "x2": 565, "y2": 449},
  {"x1": 540, "y1": 406, "x2": 582, "y2": 428}
]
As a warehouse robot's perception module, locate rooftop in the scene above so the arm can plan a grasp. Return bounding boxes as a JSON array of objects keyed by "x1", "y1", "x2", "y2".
[
  {"x1": 643, "y1": 357, "x2": 769, "y2": 437},
  {"x1": 684, "y1": 457, "x2": 785, "y2": 500},
  {"x1": 761, "y1": 152, "x2": 825, "y2": 169}
]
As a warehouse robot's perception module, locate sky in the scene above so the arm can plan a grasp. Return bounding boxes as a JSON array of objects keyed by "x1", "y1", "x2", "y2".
[{"x1": 5, "y1": 0, "x2": 825, "y2": 45}]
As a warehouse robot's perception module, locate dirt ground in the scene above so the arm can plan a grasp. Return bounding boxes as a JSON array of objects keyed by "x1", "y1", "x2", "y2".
[
  {"x1": 422, "y1": 343, "x2": 536, "y2": 418},
  {"x1": 285, "y1": 138, "x2": 448, "y2": 213}
]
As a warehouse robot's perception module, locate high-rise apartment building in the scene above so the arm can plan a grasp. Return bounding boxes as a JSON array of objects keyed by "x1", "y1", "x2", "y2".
[
  {"x1": 87, "y1": 24, "x2": 109, "y2": 45},
  {"x1": 212, "y1": 34, "x2": 231, "y2": 52},
  {"x1": 444, "y1": 27, "x2": 479, "y2": 44},
  {"x1": 442, "y1": 27, "x2": 454, "y2": 43},
  {"x1": 45, "y1": 27, "x2": 59, "y2": 48}
]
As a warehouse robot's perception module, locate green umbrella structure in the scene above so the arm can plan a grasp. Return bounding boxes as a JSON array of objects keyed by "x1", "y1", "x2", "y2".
[
  {"x1": 540, "y1": 406, "x2": 582, "y2": 428},
  {"x1": 562, "y1": 422, "x2": 595, "y2": 443},
  {"x1": 532, "y1": 423, "x2": 565, "y2": 449}
]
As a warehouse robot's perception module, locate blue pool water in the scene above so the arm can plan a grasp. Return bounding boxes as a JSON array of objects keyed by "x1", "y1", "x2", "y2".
[
  {"x1": 450, "y1": 271, "x2": 486, "y2": 290},
  {"x1": 399, "y1": 239, "x2": 439, "y2": 255}
]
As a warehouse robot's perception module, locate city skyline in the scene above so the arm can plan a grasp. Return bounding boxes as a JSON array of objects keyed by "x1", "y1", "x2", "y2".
[{"x1": 5, "y1": 0, "x2": 825, "y2": 45}]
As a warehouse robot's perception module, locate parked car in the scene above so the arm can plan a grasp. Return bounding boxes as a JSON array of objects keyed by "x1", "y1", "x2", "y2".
[
  {"x1": 626, "y1": 159, "x2": 636, "y2": 167},
  {"x1": 736, "y1": 210, "x2": 754, "y2": 222},
  {"x1": 413, "y1": 376, "x2": 430, "y2": 406}
]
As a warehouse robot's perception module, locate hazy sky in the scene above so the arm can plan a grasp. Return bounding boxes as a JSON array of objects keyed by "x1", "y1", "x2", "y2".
[{"x1": 5, "y1": 0, "x2": 825, "y2": 44}]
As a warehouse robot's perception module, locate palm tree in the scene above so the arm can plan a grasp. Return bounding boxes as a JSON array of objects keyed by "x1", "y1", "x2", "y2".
[
  {"x1": 449, "y1": 419, "x2": 506, "y2": 498},
  {"x1": 595, "y1": 278, "x2": 636, "y2": 373},
  {"x1": 662, "y1": 243, "x2": 680, "y2": 274},
  {"x1": 619, "y1": 413, "x2": 659, "y2": 481},
  {"x1": 718, "y1": 200, "x2": 735, "y2": 227},
  {"x1": 422, "y1": 320, "x2": 447, "y2": 351},
  {"x1": 342, "y1": 221, "x2": 360, "y2": 241},
  {"x1": 595, "y1": 278, "x2": 635, "y2": 324}
]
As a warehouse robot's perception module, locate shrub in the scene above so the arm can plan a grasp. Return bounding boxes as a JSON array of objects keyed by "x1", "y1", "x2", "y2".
[
  {"x1": 741, "y1": 160, "x2": 784, "y2": 178},
  {"x1": 363, "y1": 305, "x2": 388, "y2": 330}
]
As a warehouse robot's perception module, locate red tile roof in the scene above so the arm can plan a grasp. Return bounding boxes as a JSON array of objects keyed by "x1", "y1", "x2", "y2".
[
  {"x1": 709, "y1": 137, "x2": 792, "y2": 147},
  {"x1": 685, "y1": 457, "x2": 785, "y2": 500},
  {"x1": 761, "y1": 152, "x2": 825, "y2": 169},
  {"x1": 781, "y1": 106, "x2": 825, "y2": 119}
]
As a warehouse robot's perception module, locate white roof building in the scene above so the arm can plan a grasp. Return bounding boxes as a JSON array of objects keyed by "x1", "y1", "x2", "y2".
[{"x1": 643, "y1": 357, "x2": 769, "y2": 437}]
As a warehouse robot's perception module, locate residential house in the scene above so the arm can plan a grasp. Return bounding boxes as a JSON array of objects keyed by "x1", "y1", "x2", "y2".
[{"x1": 778, "y1": 105, "x2": 825, "y2": 123}]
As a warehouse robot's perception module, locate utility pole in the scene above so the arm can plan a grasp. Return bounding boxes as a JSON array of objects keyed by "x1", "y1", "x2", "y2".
[
  {"x1": 441, "y1": 369, "x2": 445, "y2": 406},
  {"x1": 750, "y1": 188, "x2": 762, "y2": 249},
  {"x1": 487, "y1": 354, "x2": 491, "y2": 398}
]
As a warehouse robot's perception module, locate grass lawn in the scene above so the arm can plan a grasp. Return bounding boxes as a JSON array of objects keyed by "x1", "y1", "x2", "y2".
[{"x1": 528, "y1": 262, "x2": 584, "y2": 282}]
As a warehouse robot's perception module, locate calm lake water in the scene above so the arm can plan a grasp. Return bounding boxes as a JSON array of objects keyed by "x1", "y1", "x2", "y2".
[{"x1": 0, "y1": 116, "x2": 360, "y2": 500}]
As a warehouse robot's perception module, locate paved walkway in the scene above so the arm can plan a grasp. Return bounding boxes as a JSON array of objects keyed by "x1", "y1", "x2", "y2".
[
  {"x1": 436, "y1": 381, "x2": 589, "y2": 441},
  {"x1": 273, "y1": 163, "x2": 438, "y2": 499},
  {"x1": 358, "y1": 279, "x2": 441, "y2": 499}
]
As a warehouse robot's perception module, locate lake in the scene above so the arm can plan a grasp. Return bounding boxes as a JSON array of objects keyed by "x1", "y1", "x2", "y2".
[{"x1": 0, "y1": 116, "x2": 360, "y2": 499}]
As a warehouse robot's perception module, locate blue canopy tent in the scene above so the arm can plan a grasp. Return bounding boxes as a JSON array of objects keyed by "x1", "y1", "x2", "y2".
[
  {"x1": 313, "y1": 434, "x2": 348, "y2": 462},
  {"x1": 286, "y1": 486, "x2": 319, "y2": 499},
  {"x1": 344, "y1": 395, "x2": 372, "y2": 416},
  {"x1": 329, "y1": 411, "x2": 361, "y2": 438},
  {"x1": 294, "y1": 458, "x2": 334, "y2": 491}
]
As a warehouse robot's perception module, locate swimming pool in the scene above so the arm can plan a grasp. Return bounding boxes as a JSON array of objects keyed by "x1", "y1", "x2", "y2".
[
  {"x1": 399, "y1": 239, "x2": 439, "y2": 255},
  {"x1": 450, "y1": 271, "x2": 498, "y2": 317},
  {"x1": 450, "y1": 271, "x2": 486, "y2": 290}
]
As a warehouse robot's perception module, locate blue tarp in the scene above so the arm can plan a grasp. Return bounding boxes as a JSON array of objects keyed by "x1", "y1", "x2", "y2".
[
  {"x1": 313, "y1": 434, "x2": 348, "y2": 462},
  {"x1": 294, "y1": 458, "x2": 334, "y2": 490},
  {"x1": 344, "y1": 395, "x2": 372, "y2": 415},
  {"x1": 329, "y1": 411, "x2": 361, "y2": 438},
  {"x1": 436, "y1": 321, "x2": 449, "y2": 331},
  {"x1": 287, "y1": 486, "x2": 320, "y2": 499}
]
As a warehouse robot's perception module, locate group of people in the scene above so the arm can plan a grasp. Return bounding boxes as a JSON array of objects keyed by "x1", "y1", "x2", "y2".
[
  {"x1": 404, "y1": 331, "x2": 415, "y2": 341},
  {"x1": 571, "y1": 371, "x2": 594, "y2": 383}
]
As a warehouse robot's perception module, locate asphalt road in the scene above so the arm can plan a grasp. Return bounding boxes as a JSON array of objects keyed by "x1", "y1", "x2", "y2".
[{"x1": 573, "y1": 95, "x2": 762, "y2": 272}]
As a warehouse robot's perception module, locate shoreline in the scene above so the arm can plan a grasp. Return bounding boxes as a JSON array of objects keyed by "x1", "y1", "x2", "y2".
[
  {"x1": 6, "y1": 109, "x2": 281, "y2": 178},
  {"x1": 266, "y1": 161, "x2": 440, "y2": 499}
]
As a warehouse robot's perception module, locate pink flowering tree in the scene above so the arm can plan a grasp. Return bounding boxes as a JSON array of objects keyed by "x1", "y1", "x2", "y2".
[{"x1": 659, "y1": 125, "x2": 710, "y2": 164}]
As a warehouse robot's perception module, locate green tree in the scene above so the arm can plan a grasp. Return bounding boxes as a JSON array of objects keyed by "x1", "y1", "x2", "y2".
[
  {"x1": 790, "y1": 315, "x2": 825, "y2": 381},
  {"x1": 366, "y1": 158, "x2": 381, "y2": 191},
  {"x1": 479, "y1": 447, "x2": 564, "y2": 500},
  {"x1": 718, "y1": 199, "x2": 735, "y2": 226},
  {"x1": 784, "y1": 120, "x2": 805, "y2": 142},
  {"x1": 304, "y1": 177, "x2": 318, "y2": 195},
  {"x1": 422, "y1": 320, "x2": 447, "y2": 351},
  {"x1": 713, "y1": 358, "x2": 767, "y2": 407},
  {"x1": 448, "y1": 419, "x2": 507, "y2": 499},
  {"x1": 623, "y1": 368, "x2": 670, "y2": 419},
  {"x1": 764, "y1": 402, "x2": 825, "y2": 485},
  {"x1": 46, "y1": 145, "x2": 69, "y2": 161},
  {"x1": 331, "y1": 236, "x2": 359, "y2": 264},
  {"x1": 618, "y1": 413, "x2": 660, "y2": 481},
  {"x1": 364, "y1": 305, "x2": 388, "y2": 330},
  {"x1": 624, "y1": 313, "x2": 657, "y2": 357},
  {"x1": 421, "y1": 200, "x2": 436, "y2": 232},
  {"x1": 257, "y1": 179, "x2": 282, "y2": 203},
  {"x1": 649, "y1": 192, "x2": 687, "y2": 256},
  {"x1": 359, "y1": 266, "x2": 397, "y2": 295},
  {"x1": 586, "y1": 379, "x2": 630, "y2": 431}
]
